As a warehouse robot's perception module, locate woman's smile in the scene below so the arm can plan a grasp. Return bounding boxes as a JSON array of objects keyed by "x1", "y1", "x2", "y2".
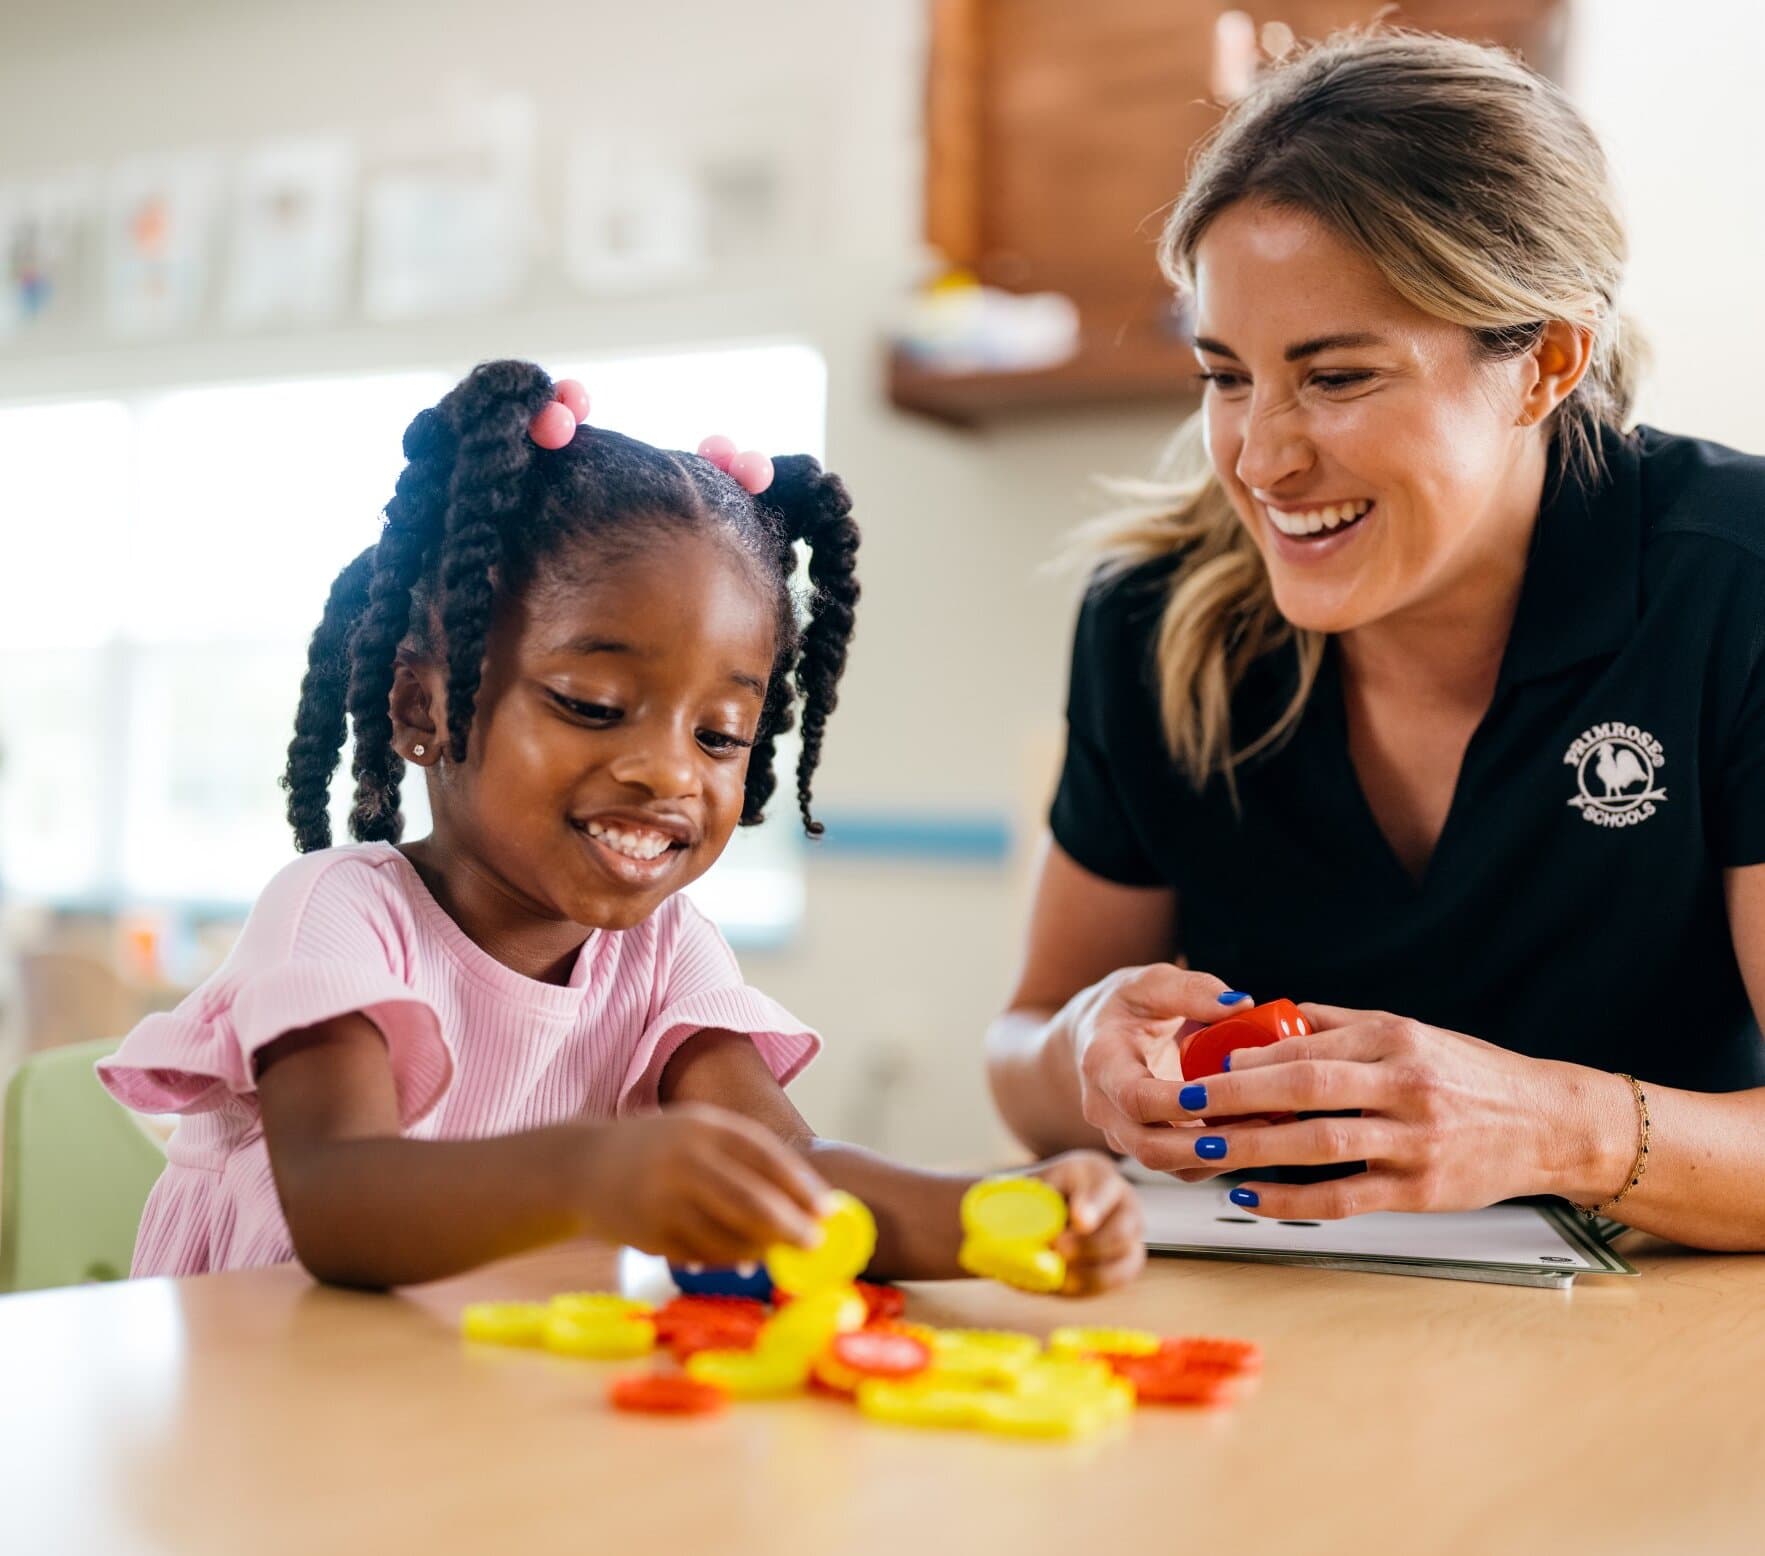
[{"x1": 1258, "y1": 496, "x2": 1377, "y2": 564}]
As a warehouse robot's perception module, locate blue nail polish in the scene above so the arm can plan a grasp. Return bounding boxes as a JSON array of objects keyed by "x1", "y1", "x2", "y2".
[
  {"x1": 1195, "y1": 1135, "x2": 1229, "y2": 1161},
  {"x1": 1218, "y1": 990, "x2": 1250, "y2": 1005},
  {"x1": 1178, "y1": 1083, "x2": 1208, "y2": 1111},
  {"x1": 1221, "y1": 1054, "x2": 1233, "y2": 1072},
  {"x1": 1229, "y1": 1187, "x2": 1260, "y2": 1208}
]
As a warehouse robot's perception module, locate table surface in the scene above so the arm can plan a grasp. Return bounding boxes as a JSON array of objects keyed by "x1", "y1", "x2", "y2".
[{"x1": 4, "y1": 1236, "x2": 1763, "y2": 1556}]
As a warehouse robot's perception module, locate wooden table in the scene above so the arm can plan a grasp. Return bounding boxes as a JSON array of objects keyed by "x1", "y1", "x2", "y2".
[{"x1": 4, "y1": 1238, "x2": 1763, "y2": 1556}]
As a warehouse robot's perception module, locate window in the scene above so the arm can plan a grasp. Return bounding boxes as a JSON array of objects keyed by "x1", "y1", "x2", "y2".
[{"x1": 0, "y1": 343, "x2": 825, "y2": 948}]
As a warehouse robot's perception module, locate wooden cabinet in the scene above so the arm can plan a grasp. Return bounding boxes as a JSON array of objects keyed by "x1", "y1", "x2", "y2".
[{"x1": 893, "y1": 0, "x2": 1568, "y2": 425}]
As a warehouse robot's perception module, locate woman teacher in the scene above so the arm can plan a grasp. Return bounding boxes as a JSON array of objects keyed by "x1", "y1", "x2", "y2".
[{"x1": 986, "y1": 31, "x2": 1765, "y2": 1249}]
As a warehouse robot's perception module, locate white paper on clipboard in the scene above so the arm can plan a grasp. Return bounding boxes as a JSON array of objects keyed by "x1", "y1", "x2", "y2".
[{"x1": 1129, "y1": 1166, "x2": 1636, "y2": 1287}]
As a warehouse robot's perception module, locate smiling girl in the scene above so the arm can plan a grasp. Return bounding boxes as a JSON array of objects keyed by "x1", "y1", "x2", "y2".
[{"x1": 99, "y1": 360, "x2": 1143, "y2": 1291}]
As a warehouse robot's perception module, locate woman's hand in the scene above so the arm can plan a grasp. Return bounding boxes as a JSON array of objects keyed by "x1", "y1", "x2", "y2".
[
  {"x1": 1147, "y1": 1003, "x2": 1631, "y2": 1218},
  {"x1": 577, "y1": 1103, "x2": 833, "y2": 1264},
  {"x1": 1021, "y1": 1150, "x2": 1148, "y2": 1295},
  {"x1": 1071, "y1": 964, "x2": 1258, "y2": 1180}
]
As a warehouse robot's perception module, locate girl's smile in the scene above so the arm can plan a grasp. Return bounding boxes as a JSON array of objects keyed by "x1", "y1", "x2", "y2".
[{"x1": 571, "y1": 810, "x2": 693, "y2": 885}]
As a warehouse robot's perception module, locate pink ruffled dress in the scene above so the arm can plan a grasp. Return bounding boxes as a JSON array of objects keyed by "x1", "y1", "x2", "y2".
[{"x1": 97, "y1": 842, "x2": 819, "y2": 1277}]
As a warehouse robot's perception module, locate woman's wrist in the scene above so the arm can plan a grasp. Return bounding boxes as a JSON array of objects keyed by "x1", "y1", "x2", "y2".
[
  {"x1": 1058, "y1": 971, "x2": 1118, "y2": 1080},
  {"x1": 1537, "y1": 1061, "x2": 1639, "y2": 1205}
]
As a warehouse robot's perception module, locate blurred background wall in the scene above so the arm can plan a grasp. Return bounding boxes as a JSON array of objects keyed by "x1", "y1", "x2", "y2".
[{"x1": 0, "y1": 0, "x2": 1758, "y2": 1166}]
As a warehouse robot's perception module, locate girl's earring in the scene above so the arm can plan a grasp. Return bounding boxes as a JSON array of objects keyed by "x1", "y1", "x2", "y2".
[{"x1": 412, "y1": 744, "x2": 426, "y2": 759}]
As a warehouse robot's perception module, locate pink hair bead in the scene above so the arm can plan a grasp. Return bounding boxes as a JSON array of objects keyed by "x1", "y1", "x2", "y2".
[
  {"x1": 697, "y1": 434, "x2": 738, "y2": 472},
  {"x1": 727, "y1": 449, "x2": 774, "y2": 495},
  {"x1": 553, "y1": 379, "x2": 590, "y2": 422},
  {"x1": 528, "y1": 400, "x2": 577, "y2": 450}
]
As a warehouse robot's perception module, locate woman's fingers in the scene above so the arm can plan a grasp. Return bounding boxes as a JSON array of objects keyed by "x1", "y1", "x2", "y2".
[
  {"x1": 1104, "y1": 1115, "x2": 1238, "y2": 1174},
  {"x1": 1228, "y1": 1171, "x2": 1419, "y2": 1221},
  {"x1": 1081, "y1": 1029, "x2": 1194, "y2": 1128},
  {"x1": 1099, "y1": 1064, "x2": 1197, "y2": 1126},
  {"x1": 1138, "y1": 1114, "x2": 1399, "y2": 1173},
  {"x1": 1113, "y1": 963, "x2": 1240, "y2": 1022},
  {"x1": 1076, "y1": 965, "x2": 1261, "y2": 1146},
  {"x1": 1218, "y1": 1019, "x2": 1402, "y2": 1073},
  {"x1": 1174, "y1": 1058, "x2": 1398, "y2": 1117},
  {"x1": 1293, "y1": 1001, "x2": 1374, "y2": 1028}
]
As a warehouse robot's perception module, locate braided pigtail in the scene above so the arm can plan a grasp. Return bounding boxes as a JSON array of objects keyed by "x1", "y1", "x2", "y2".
[
  {"x1": 282, "y1": 544, "x2": 376, "y2": 852},
  {"x1": 742, "y1": 662, "x2": 798, "y2": 827},
  {"x1": 434, "y1": 361, "x2": 556, "y2": 761},
  {"x1": 343, "y1": 405, "x2": 452, "y2": 843},
  {"x1": 759, "y1": 455, "x2": 859, "y2": 836}
]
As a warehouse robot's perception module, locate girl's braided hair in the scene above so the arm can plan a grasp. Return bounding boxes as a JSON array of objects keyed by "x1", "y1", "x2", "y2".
[{"x1": 282, "y1": 359, "x2": 858, "y2": 851}]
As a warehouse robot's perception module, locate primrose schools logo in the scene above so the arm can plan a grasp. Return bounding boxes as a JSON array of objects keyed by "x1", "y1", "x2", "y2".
[{"x1": 1564, "y1": 722, "x2": 1667, "y2": 828}]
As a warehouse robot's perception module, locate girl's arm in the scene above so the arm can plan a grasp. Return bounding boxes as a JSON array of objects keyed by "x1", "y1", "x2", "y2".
[
  {"x1": 661, "y1": 1026, "x2": 1145, "y2": 1293},
  {"x1": 256, "y1": 1014, "x2": 827, "y2": 1288}
]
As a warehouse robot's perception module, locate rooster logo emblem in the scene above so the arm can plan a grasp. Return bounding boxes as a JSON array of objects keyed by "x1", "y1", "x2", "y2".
[{"x1": 1563, "y1": 723, "x2": 1667, "y2": 828}]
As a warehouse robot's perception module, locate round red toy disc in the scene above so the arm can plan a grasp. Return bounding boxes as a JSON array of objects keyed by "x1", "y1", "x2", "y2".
[
  {"x1": 831, "y1": 1329, "x2": 932, "y2": 1378},
  {"x1": 1179, "y1": 1016, "x2": 1270, "y2": 1081},
  {"x1": 1109, "y1": 1354, "x2": 1237, "y2": 1406},
  {"x1": 1235, "y1": 998, "x2": 1311, "y2": 1042},
  {"x1": 609, "y1": 1373, "x2": 728, "y2": 1415},
  {"x1": 856, "y1": 1282, "x2": 907, "y2": 1322}
]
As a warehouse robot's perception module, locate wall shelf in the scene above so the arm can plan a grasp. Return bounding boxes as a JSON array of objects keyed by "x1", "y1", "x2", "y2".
[
  {"x1": 895, "y1": 0, "x2": 1569, "y2": 428},
  {"x1": 888, "y1": 330, "x2": 1201, "y2": 427}
]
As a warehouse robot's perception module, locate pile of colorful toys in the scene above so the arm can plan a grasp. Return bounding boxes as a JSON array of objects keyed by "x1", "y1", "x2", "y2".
[{"x1": 461, "y1": 1182, "x2": 1260, "y2": 1442}]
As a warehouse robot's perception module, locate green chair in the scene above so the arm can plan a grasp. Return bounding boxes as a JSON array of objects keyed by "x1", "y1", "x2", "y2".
[{"x1": 0, "y1": 1038, "x2": 166, "y2": 1294}]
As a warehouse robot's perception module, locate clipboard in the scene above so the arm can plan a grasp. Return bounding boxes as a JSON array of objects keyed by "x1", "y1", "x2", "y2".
[{"x1": 1130, "y1": 1167, "x2": 1638, "y2": 1289}]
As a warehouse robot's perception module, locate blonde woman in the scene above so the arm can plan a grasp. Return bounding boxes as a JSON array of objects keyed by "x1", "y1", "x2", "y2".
[{"x1": 987, "y1": 31, "x2": 1765, "y2": 1249}]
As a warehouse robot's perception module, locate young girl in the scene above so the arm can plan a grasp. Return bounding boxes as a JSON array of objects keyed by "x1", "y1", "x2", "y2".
[{"x1": 98, "y1": 360, "x2": 1145, "y2": 1293}]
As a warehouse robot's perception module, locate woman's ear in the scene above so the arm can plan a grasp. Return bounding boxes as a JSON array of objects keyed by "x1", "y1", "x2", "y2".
[
  {"x1": 1518, "y1": 319, "x2": 1595, "y2": 426},
  {"x1": 390, "y1": 654, "x2": 444, "y2": 765}
]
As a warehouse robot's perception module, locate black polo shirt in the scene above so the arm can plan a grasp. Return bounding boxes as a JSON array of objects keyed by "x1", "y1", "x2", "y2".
[{"x1": 1051, "y1": 424, "x2": 1765, "y2": 1092}]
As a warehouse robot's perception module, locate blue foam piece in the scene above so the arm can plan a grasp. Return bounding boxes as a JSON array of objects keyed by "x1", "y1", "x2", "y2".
[{"x1": 668, "y1": 1263, "x2": 776, "y2": 1300}]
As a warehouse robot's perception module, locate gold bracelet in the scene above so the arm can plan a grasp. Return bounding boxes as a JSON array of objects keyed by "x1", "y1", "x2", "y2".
[{"x1": 1575, "y1": 1072, "x2": 1650, "y2": 1217}]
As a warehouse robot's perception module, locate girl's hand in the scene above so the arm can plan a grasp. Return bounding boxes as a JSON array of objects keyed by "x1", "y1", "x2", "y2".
[
  {"x1": 1072, "y1": 965, "x2": 1253, "y2": 1181},
  {"x1": 1155, "y1": 1004, "x2": 1626, "y2": 1218},
  {"x1": 1024, "y1": 1150, "x2": 1147, "y2": 1295},
  {"x1": 578, "y1": 1103, "x2": 832, "y2": 1264}
]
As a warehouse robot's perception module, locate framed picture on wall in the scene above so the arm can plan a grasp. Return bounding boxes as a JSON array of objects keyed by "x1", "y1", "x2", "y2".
[
  {"x1": 563, "y1": 133, "x2": 707, "y2": 294},
  {"x1": 103, "y1": 153, "x2": 221, "y2": 336},
  {"x1": 222, "y1": 136, "x2": 355, "y2": 329},
  {"x1": 0, "y1": 173, "x2": 95, "y2": 340},
  {"x1": 361, "y1": 95, "x2": 534, "y2": 322}
]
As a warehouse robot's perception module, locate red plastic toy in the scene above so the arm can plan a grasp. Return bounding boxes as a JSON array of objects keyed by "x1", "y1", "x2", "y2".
[
  {"x1": 1176, "y1": 998, "x2": 1311, "y2": 1124},
  {"x1": 1178, "y1": 997, "x2": 1311, "y2": 1081}
]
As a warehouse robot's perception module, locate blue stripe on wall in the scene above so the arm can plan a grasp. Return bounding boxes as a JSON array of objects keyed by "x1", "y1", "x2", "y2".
[{"x1": 806, "y1": 811, "x2": 1013, "y2": 863}]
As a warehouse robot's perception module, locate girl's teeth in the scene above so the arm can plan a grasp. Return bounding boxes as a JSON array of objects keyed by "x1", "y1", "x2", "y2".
[{"x1": 584, "y1": 822, "x2": 672, "y2": 861}]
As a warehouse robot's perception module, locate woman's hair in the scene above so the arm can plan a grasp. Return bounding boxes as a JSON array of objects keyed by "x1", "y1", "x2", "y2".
[
  {"x1": 1075, "y1": 28, "x2": 1644, "y2": 788},
  {"x1": 282, "y1": 359, "x2": 859, "y2": 852}
]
